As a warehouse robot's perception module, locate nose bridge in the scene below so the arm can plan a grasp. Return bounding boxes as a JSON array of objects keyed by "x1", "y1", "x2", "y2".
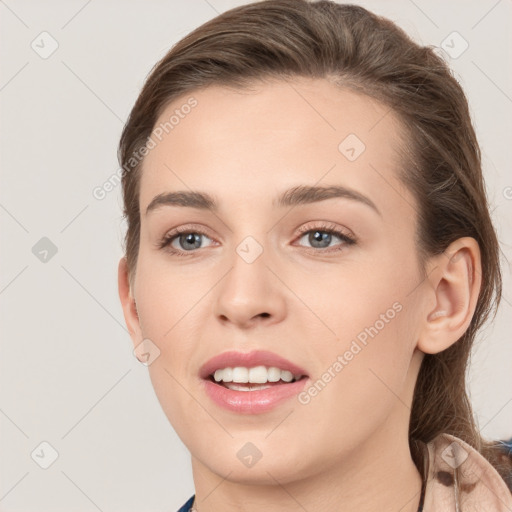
[{"x1": 213, "y1": 231, "x2": 285, "y2": 327}]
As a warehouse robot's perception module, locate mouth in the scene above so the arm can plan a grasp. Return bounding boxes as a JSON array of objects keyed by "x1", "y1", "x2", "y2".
[
  {"x1": 205, "y1": 371, "x2": 308, "y2": 392},
  {"x1": 198, "y1": 350, "x2": 310, "y2": 414},
  {"x1": 199, "y1": 349, "x2": 308, "y2": 380}
]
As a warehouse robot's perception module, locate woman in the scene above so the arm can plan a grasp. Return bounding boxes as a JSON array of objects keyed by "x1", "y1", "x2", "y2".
[{"x1": 117, "y1": 1, "x2": 512, "y2": 510}]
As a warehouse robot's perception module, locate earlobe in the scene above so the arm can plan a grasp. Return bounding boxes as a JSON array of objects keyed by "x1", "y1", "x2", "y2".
[
  {"x1": 118, "y1": 257, "x2": 142, "y2": 344},
  {"x1": 417, "y1": 237, "x2": 482, "y2": 355}
]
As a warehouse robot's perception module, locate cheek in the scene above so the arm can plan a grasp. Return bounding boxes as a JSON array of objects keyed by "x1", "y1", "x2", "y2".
[
  {"x1": 133, "y1": 260, "x2": 207, "y2": 417},
  {"x1": 286, "y1": 255, "x2": 412, "y2": 351},
  {"x1": 294, "y1": 310, "x2": 414, "y2": 454},
  {"x1": 294, "y1": 258, "x2": 417, "y2": 422},
  {"x1": 134, "y1": 252, "x2": 213, "y2": 338}
]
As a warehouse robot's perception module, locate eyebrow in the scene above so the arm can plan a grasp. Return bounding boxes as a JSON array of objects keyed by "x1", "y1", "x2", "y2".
[{"x1": 145, "y1": 185, "x2": 381, "y2": 217}]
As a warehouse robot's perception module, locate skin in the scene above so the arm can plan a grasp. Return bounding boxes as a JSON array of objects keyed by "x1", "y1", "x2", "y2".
[{"x1": 118, "y1": 77, "x2": 482, "y2": 512}]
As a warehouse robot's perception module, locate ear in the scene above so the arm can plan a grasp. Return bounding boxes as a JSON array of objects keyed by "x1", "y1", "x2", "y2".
[
  {"x1": 118, "y1": 256, "x2": 142, "y2": 348},
  {"x1": 417, "y1": 237, "x2": 482, "y2": 354}
]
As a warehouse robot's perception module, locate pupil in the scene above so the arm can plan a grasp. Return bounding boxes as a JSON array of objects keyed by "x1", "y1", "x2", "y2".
[
  {"x1": 182, "y1": 233, "x2": 201, "y2": 250},
  {"x1": 311, "y1": 230, "x2": 330, "y2": 248}
]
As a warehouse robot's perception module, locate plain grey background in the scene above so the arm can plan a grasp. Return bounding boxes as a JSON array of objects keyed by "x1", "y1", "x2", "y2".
[{"x1": 1, "y1": 0, "x2": 511, "y2": 510}]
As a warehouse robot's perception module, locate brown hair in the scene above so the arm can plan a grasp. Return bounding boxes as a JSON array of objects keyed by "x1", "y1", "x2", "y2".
[{"x1": 118, "y1": 0, "x2": 511, "y2": 488}]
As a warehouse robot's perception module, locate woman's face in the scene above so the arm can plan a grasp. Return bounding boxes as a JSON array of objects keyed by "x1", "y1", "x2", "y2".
[{"x1": 123, "y1": 77, "x2": 430, "y2": 483}]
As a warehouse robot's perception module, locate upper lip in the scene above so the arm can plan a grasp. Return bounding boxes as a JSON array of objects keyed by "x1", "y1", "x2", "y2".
[{"x1": 199, "y1": 350, "x2": 308, "y2": 379}]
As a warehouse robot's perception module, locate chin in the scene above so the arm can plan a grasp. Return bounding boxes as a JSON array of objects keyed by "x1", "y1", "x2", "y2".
[{"x1": 193, "y1": 444, "x2": 315, "y2": 486}]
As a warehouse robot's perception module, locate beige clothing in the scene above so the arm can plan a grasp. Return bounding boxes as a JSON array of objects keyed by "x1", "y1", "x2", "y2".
[{"x1": 422, "y1": 433, "x2": 512, "y2": 511}]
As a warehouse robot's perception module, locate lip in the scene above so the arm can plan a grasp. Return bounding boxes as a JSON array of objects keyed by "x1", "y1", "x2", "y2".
[
  {"x1": 199, "y1": 349, "x2": 310, "y2": 414},
  {"x1": 199, "y1": 349, "x2": 308, "y2": 379},
  {"x1": 201, "y1": 377, "x2": 309, "y2": 414}
]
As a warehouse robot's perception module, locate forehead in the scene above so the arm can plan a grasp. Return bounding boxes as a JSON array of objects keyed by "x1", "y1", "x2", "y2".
[{"x1": 139, "y1": 77, "x2": 414, "y2": 220}]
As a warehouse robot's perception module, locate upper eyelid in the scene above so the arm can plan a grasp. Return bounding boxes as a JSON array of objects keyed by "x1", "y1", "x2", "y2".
[
  {"x1": 162, "y1": 222, "x2": 350, "y2": 239},
  {"x1": 163, "y1": 223, "x2": 215, "y2": 237},
  {"x1": 296, "y1": 221, "x2": 353, "y2": 235}
]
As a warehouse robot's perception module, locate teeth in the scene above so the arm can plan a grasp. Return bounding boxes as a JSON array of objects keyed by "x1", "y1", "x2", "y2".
[
  {"x1": 280, "y1": 370, "x2": 294, "y2": 382},
  {"x1": 225, "y1": 383, "x2": 272, "y2": 392},
  {"x1": 232, "y1": 367, "x2": 248, "y2": 382},
  {"x1": 267, "y1": 367, "x2": 281, "y2": 382},
  {"x1": 248, "y1": 366, "x2": 266, "y2": 383},
  {"x1": 213, "y1": 365, "x2": 303, "y2": 384}
]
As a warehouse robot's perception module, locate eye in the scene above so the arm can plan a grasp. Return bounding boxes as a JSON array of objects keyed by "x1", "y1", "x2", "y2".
[
  {"x1": 157, "y1": 225, "x2": 215, "y2": 257},
  {"x1": 156, "y1": 222, "x2": 356, "y2": 258},
  {"x1": 294, "y1": 222, "x2": 356, "y2": 253}
]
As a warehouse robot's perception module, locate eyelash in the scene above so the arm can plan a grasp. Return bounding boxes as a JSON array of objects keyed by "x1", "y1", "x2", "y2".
[{"x1": 157, "y1": 222, "x2": 356, "y2": 258}]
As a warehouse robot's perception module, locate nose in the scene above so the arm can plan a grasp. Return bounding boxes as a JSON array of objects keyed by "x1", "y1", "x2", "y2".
[{"x1": 212, "y1": 243, "x2": 286, "y2": 329}]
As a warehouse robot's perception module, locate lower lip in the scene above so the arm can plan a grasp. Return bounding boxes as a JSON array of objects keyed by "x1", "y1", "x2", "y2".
[{"x1": 201, "y1": 377, "x2": 309, "y2": 414}]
